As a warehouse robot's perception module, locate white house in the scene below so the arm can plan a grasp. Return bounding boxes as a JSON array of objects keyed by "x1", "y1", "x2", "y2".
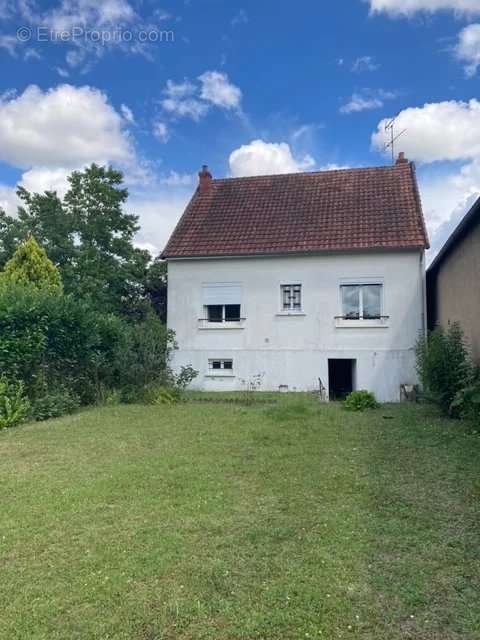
[{"x1": 162, "y1": 153, "x2": 429, "y2": 401}]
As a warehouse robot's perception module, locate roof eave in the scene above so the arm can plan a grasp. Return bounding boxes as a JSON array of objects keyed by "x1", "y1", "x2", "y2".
[{"x1": 162, "y1": 245, "x2": 427, "y2": 260}]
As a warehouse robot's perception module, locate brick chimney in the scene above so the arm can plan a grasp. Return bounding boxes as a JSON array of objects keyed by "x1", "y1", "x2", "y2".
[
  {"x1": 198, "y1": 165, "x2": 212, "y2": 192},
  {"x1": 396, "y1": 151, "x2": 408, "y2": 165}
]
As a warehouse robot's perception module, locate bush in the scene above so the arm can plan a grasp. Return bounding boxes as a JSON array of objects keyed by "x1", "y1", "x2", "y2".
[
  {"x1": 450, "y1": 379, "x2": 480, "y2": 427},
  {"x1": 0, "y1": 282, "x2": 124, "y2": 404},
  {"x1": 416, "y1": 322, "x2": 473, "y2": 415},
  {"x1": 151, "y1": 386, "x2": 179, "y2": 405},
  {"x1": 0, "y1": 377, "x2": 30, "y2": 429},
  {"x1": 30, "y1": 387, "x2": 80, "y2": 421},
  {"x1": 170, "y1": 365, "x2": 198, "y2": 392},
  {"x1": 115, "y1": 312, "x2": 176, "y2": 394},
  {"x1": 344, "y1": 390, "x2": 379, "y2": 411},
  {"x1": 116, "y1": 314, "x2": 198, "y2": 402}
]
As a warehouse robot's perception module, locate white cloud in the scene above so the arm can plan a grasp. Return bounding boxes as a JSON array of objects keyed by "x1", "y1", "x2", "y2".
[
  {"x1": 0, "y1": 167, "x2": 71, "y2": 214},
  {"x1": 371, "y1": 99, "x2": 480, "y2": 259},
  {"x1": 341, "y1": 89, "x2": 396, "y2": 114},
  {"x1": 121, "y1": 104, "x2": 135, "y2": 125},
  {"x1": 153, "y1": 121, "x2": 169, "y2": 143},
  {"x1": 420, "y1": 163, "x2": 480, "y2": 261},
  {"x1": 0, "y1": 35, "x2": 20, "y2": 56},
  {"x1": 56, "y1": 66, "x2": 70, "y2": 78},
  {"x1": 161, "y1": 79, "x2": 208, "y2": 121},
  {"x1": 367, "y1": 0, "x2": 480, "y2": 15},
  {"x1": 129, "y1": 189, "x2": 191, "y2": 257},
  {"x1": 229, "y1": 139, "x2": 315, "y2": 177},
  {"x1": 198, "y1": 71, "x2": 242, "y2": 110},
  {"x1": 231, "y1": 9, "x2": 248, "y2": 26},
  {"x1": 24, "y1": 48, "x2": 41, "y2": 61},
  {"x1": 65, "y1": 48, "x2": 86, "y2": 68},
  {"x1": 352, "y1": 55, "x2": 380, "y2": 72},
  {"x1": 318, "y1": 163, "x2": 352, "y2": 171},
  {"x1": 372, "y1": 99, "x2": 480, "y2": 162},
  {"x1": 159, "y1": 171, "x2": 194, "y2": 186},
  {"x1": 0, "y1": 84, "x2": 132, "y2": 169},
  {"x1": 456, "y1": 23, "x2": 480, "y2": 77},
  {"x1": 20, "y1": 167, "x2": 71, "y2": 197},
  {"x1": 0, "y1": 184, "x2": 18, "y2": 215},
  {"x1": 161, "y1": 72, "x2": 242, "y2": 120},
  {"x1": 0, "y1": 0, "x2": 166, "y2": 71},
  {"x1": 163, "y1": 79, "x2": 196, "y2": 99},
  {"x1": 42, "y1": 0, "x2": 136, "y2": 33}
]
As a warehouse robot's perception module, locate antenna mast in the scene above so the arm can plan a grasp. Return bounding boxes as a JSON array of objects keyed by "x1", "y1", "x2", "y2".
[{"x1": 384, "y1": 117, "x2": 406, "y2": 165}]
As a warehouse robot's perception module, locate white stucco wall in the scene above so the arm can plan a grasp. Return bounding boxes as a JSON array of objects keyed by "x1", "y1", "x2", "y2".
[{"x1": 167, "y1": 251, "x2": 425, "y2": 401}]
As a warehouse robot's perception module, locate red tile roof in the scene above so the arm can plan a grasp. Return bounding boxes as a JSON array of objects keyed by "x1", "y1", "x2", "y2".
[{"x1": 161, "y1": 162, "x2": 429, "y2": 258}]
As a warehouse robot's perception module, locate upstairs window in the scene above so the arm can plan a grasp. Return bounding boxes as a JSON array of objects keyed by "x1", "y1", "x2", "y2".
[
  {"x1": 202, "y1": 283, "x2": 242, "y2": 323},
  {"x1": 341, "y1": 284, "x2": 382, "y2": 320},
  {"x1": 281, "y1": 284, "x2": 302, "y2": 311},
  {"x1": 206, "y1": 304, "x2": 241, "y2": 323}
]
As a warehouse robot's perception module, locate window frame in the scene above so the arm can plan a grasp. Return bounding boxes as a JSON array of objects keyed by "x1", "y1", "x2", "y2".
[
  {"x1": 206, "y1": 358, "x2": 235, "y2": 377},
  {"x1": 279, "y1": 283, "x2": 303, "y2": 314},
  {"x1": 204, "y1": 303, "x2": 241, "y2": 323},
  {"x1": 336, "y1": 278, "x2": 388, "y2": 327}
]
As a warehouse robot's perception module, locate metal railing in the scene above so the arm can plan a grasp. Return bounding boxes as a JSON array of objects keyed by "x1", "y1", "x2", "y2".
[
  {"x1": 197, "y1": 317, "x2": 247, "y2": 322},
  {"x1": 197, "y1": 317, "x2": 246, "y2": 328},
  {"x1": 334, "y1": 315, "x2": 390, "y2": 320}
]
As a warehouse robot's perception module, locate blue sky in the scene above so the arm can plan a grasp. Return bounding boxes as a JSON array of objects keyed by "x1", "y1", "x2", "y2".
[{"x1": 1, "y1": 0, "x2": 480, "y2": 257}]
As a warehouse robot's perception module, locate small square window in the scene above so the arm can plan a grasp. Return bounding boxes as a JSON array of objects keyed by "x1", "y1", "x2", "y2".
[{"x1": 281, "y1": 284, "x2": 302, "y2": 311}]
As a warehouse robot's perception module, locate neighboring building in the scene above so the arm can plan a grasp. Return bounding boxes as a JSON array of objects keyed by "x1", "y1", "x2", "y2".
[
  {"x1": 162, "y1": 153, "x2": 429, "y2": 401},
  {"x1": 427, "y1": 196, "x2": 480, "y2": 362}
]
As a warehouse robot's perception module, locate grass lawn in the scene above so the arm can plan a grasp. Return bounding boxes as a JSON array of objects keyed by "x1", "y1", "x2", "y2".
[{"x1": 1, "y1": 396, "x2": 479, "y2": 639}]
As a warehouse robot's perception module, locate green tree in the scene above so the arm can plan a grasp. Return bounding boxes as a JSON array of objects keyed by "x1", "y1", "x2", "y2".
[
  {"x1": 63, "y1": 164, "x2": 150, "y2": 314},
  {"x1": 0, "y1": 165, "x2": 151, "y2": 315},
  {"x1": 145, "y1": 257, "x2": 168, "y2": 322},
  {"x1": 2, "y1": 236, "x2": 63, "y2": 292}
]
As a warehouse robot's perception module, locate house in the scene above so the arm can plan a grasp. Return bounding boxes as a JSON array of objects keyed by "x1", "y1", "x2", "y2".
[
  {"x1": 161, "y1": 152, "x2": 429, "y2": 401},
  {"x1": 427, "y1": 196, "x2": 480, "y2": 362}
]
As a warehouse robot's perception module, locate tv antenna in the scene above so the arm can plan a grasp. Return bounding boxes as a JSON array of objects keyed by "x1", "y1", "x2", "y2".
[{"x1": 384, "y1": 117, "x2": 406, "y2": 164}]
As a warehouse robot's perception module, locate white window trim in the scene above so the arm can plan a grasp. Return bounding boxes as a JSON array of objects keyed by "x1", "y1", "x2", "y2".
[
  {"x1": 336, "y1": 278, "x2": 388, "y2": 328},
  {"x1": 198, "y1": 313, "x2": 245, "y2": 330},
  {"x1": 205, "y1": 358, "x2": 235, "y2": 378},
  {"x1": 278, "y1": 282, "x2": 304, "y2": 315},
  {"x1": 200, "y1": 282, "x2": 244, "y2": 328}
]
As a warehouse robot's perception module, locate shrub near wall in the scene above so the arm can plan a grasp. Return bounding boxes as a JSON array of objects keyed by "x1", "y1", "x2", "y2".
[{"x1": 416, "y1": 321, "x2": 475, "y2": 419}]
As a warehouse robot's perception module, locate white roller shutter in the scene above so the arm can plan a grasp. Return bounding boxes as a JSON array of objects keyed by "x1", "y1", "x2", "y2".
[{"x1": 202, "y1": 283, "x2": 242, "y2": 305}]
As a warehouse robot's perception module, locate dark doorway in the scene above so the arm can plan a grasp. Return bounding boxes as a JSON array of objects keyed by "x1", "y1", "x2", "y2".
[{"x1": 328, "y1": 359, "x2": 355, "y2": 400}]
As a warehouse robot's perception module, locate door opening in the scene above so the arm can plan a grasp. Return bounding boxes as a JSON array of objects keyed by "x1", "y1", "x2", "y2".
[{"x1": 328, "y1": 359, "x2": 355, "y2": 400}]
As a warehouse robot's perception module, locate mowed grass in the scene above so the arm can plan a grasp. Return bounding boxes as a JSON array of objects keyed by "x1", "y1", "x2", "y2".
[{"x1": 1, "y1": 397, "x2": 479, "y2": 640}]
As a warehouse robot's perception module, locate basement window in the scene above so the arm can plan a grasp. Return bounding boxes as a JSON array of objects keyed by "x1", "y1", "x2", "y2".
[{"x1": 208, "y1": 359, "x2": 233, "y2": 371}]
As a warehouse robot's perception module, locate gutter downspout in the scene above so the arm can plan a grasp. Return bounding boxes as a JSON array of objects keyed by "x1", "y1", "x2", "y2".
[{"x1": 420, "y1": 250, "x2": 427, "y2": 338}]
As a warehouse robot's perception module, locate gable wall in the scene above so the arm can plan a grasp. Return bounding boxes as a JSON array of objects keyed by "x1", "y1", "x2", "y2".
[{"x1": 167, "y1": 250, "x2": 425, "y2": 400}]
